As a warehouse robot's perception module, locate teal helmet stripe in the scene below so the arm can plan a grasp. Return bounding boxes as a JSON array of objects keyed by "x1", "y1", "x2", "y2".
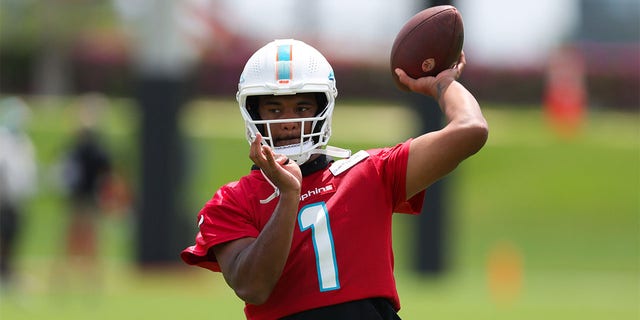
[{"x1": 276, "y1": 44, "x2": 292, "y2": 81}]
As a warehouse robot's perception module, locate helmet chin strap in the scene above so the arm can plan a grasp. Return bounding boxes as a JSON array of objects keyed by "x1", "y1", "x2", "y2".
[
  {"x1": 273, "y1": 140, "x2": 314, "y2": 164},
  {"x1": 310, "y1": 145, "x2": 351, "y2": 158},
  {"x1": 272, "y1": 140, "x2": 315, "y2": 157},
  {"x1": 273, "y1": 140, "x2": 352, "y2": 165}
]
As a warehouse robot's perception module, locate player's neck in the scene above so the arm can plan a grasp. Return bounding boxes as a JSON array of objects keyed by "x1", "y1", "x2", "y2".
[{"x1": 300, "y1": 154, "x2": 330, "y2": 176}]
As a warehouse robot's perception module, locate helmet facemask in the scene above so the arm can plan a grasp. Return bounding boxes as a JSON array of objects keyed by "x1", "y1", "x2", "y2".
[{"x1": 242, "y1": 92, "x2": 333, "y2": 165}]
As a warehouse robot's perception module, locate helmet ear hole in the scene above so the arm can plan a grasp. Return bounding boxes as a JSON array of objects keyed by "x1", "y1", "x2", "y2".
[
  {"x1": 246, "y1": 96, "x2": 261, "y2": 120},
  {"x1": 314, "y1": 93, "x2": 328, "y2": 115},
  {"x1": 246, "y1": 96, "x2": 266, "y2": 135},
  {"x1": 312, "y1": 93, "x2": 329, "y2": 144}
]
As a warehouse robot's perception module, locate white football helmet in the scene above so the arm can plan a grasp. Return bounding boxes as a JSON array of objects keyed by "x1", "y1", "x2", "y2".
[{"x1": 237, "y1": 39, "x2": 350, "y2": 164}]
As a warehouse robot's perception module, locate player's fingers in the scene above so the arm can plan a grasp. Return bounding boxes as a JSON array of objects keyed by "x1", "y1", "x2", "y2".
[
  {"x1": 250, "y1": 133, "x2": 270, "y2": 165},
  {"x1": 273, "y1": 153, "x2": 290, "y2": 166},
  {"x1": 273, "y1": 154, "x2": 302, "y2": 184},
  {"x1": 249, "y1": 133, "x2": 260, "y2": 158},
  {"x1": 394, "y1": 68, "x2": 409, "y2": 84},
  {"x1": 454, "y1": 51, "x2": 466, "y2": 75},
  {"x1": 251, "y1": 133, "x2": 262, "y2": 147},
  {"x1": 263, "y1": 145, "x2": 275, "y2": 164},
  {"x1": 396, "y1": 68, "x2": 439, "y2": 96},
  {"x1": 395, "y1": 68, "x2": 429, "y2": 91}
]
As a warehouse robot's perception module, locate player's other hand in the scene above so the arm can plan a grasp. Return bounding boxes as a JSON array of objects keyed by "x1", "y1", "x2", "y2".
[
  {"x1": 395, "y1": 51, "x2": 466, "y2": 99},
  {"x1": 250, "y1": 133, "x2": 302, "y2": 194}
]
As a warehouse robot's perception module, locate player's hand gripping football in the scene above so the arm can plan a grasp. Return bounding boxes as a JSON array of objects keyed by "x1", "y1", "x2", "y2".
[
  {"x1": 250, "y1": 133, "x2": 303, "y2": 195},
  {"x1": 395, "y1": 51, "x2": 466, "y2": 100}
]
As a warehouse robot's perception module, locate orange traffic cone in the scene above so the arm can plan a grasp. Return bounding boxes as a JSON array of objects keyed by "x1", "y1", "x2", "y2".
[{"x1": 487, "y1": 240, "x2": 524, "y2": 307}]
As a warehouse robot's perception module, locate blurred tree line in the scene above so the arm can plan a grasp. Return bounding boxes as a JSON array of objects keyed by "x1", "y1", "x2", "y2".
[{"x1": 0, "y1": 1, "x2": 126, "y2": 95}]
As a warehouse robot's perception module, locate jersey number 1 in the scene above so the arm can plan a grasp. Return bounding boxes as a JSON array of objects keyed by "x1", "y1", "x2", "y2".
[{"x1": 298, "y1": 202, "x2": 340, "y2": 292}]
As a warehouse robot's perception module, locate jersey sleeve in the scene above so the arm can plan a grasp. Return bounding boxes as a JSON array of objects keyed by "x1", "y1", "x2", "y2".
[
  {"x1": 181, "y1": 182, "x2": 260, "y2": 272},
  {"x1": 369, "y1": 139, "x2": 425, "y2": 215}
]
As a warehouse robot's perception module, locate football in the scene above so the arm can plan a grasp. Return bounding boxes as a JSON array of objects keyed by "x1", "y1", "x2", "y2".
[{"x1": 390, "y1": 5, "x2": 464, "y2": 90}]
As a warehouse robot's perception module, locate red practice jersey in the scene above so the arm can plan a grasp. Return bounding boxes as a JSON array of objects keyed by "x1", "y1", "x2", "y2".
[{"x1": 181, "y1": 140, "x2": 425, "y2": 320}]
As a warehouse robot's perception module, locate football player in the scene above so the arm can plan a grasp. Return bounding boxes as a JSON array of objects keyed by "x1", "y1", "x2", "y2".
[{"x1": 182, "y1": 39, "x2": 488, "y2": 319}]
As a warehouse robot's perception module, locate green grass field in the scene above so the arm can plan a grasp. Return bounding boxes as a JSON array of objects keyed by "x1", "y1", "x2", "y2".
[{"x1": 1, "y1": 96, "x2": 638, "y2": 319}]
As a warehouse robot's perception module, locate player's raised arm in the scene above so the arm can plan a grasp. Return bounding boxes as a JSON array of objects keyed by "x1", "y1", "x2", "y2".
[
  {"x1": 213, "y1": 134, "x2": 302, "y2": 305},
  {"x1": 395, "y1": 52, "x2": 489, "y2": 198}
]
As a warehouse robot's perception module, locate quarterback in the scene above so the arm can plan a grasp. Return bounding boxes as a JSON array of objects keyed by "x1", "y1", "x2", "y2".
[{"x1": 182, "y1": 39, "x2": 488, "y2": 319}]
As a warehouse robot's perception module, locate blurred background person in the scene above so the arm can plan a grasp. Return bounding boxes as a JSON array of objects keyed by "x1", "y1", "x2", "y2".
[
  {"x1": 0, "y1": 97, "x2": 38, "y2": 293},
  {"x1": 52, "y1": 93, "x2": 116, "y2": 296}
]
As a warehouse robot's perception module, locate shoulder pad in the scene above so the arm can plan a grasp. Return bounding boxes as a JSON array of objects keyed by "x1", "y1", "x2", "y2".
[{"x1": 329, "y1": 150, "x2": 369, "y2": 176}]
